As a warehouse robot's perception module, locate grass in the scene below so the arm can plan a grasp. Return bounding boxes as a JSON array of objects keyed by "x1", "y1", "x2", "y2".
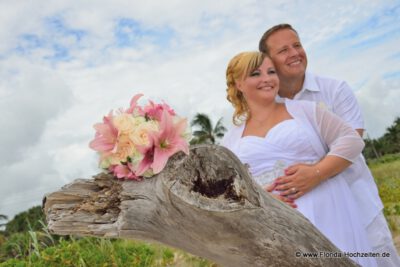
[
  {"x1": 370, "y1": 159, "x2": 400, "y2": 203},
  {"x1": 370, "y1": 159, "x2": 400, "y2": 253},
  {"x1": 369, "y1": 159, "x2": 400, "y2": 235},
  {"x1": 0, "y1": 236, "x2": 217, "y2": 267}
]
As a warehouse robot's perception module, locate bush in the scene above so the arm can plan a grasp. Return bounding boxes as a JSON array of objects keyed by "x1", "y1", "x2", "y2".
[
  {"x1": 367, "y1": 153, "x2": 400, "y2": 166},
  {"x1": 0, "y1": 232, "x2": 31, "y2": 261},
  {"x1": 5, "y1": 206, "x2": 45, "y2": 235},
  {"x1": 0, "y1": 226, "x2": 57, "y2": 262}
]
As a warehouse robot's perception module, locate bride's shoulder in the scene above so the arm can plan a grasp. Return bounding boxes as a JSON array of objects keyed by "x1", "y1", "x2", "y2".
[
  {"x1": 221, "y1": 123, "x2": 244, "y2": 146},
  {"x1": 224, "y1": 124, "x2": 243, "y2": 137}
]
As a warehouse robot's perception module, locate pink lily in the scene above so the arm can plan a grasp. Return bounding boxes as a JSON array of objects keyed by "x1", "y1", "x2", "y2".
[
  {"x1": 125, "y1": 93, "x2": 144, "y2": 114},
  {"x1": 89, "y1": 111, "x2": 118, "y2": 154},
  {"x1": 109, "y1": 164, "x2": 141, "y2": 180},
  {"x1": 135, "y1": 138, "x2": 155, "y2": 176},
  {"x1": 150, "y1": 109, "x2": 189, "y2": 174},
  {"x1": 143, "y1": 100, "x2": 176, "y2": 121}
]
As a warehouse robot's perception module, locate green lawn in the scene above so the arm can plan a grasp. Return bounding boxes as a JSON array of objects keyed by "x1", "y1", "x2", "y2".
[{"x1": 369, "y1": 157, "x2": 400, "y2": 252}]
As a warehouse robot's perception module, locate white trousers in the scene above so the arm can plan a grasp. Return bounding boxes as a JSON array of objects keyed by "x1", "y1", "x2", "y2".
[{"x1": 366, "y1": 212, "x2": 400, "y2": 267}]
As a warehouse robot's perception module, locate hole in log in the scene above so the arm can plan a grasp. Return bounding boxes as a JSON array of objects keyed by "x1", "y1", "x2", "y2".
[{"x1": 192, "y1": 174, "x2": 241, "y2": 201}]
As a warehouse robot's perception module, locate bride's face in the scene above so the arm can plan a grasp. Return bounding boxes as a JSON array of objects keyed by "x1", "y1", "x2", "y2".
[{"x1": 236, "y1": 57, "x2": 279, "y2": 105}]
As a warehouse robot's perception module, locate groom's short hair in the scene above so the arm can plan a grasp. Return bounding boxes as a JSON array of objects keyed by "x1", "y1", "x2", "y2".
[{"x1": 259, "y1": 23, "x2": 299, "y2": 55}]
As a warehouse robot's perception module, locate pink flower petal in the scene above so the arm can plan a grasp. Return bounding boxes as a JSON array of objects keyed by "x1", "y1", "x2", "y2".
[
  {"x1": 89, "y1": 112, "x2": 118, "y2": 153},
  {"x1": 136, "y1": 147, "x2": 155, "y2": 176},
  {"x1": 126, "y1": 93, "x2": 144, "y2": 114}
]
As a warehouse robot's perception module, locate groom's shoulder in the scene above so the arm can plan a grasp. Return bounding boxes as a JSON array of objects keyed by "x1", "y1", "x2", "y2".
[
  {"x1": 287, "y1": 98, "x2": 316, "y2": 108},
  {"x1": 309, "y1": 71, "x2": 344, "y2": 83},
  {"x1": 308, "y1": 71, "x2": 348, "y2": 91}
]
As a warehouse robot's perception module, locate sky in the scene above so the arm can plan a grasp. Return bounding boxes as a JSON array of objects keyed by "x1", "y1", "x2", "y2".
[{"x1": 1, "y1": 0, "x2": 399, "y2": 221}]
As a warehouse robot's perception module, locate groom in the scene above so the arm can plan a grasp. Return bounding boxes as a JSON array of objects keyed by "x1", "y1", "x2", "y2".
[{"x1": 259, "y1": 23, "x2": 399, "y2": 266}]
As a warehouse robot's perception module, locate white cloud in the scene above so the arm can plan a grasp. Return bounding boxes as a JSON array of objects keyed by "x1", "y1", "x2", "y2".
[
  {"x1": 356, "y1": 76, "x2": 400, "y2": 138},
  {"x1": 0, "y1": 57, "x2": 73, "y2": 166}
]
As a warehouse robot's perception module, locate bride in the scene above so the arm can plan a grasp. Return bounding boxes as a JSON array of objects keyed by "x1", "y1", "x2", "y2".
[{"x1": 221, "y1": 51, "x2": 383, "y2": 266}]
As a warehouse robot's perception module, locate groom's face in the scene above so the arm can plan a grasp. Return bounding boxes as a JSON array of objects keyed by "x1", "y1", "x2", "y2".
[{"x1": 265, "y1": 29, "x2": 307, "y2": 81}]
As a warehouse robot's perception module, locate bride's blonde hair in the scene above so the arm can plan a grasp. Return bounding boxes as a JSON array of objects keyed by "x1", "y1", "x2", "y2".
[{"x1": 226, "y1": 51, "x2": 265, "y2": 125}]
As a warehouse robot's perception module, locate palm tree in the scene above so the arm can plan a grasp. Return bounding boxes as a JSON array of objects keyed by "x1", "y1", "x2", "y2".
[
  {"x1": 190, "y1": 113, "x2": 227, "y2": 145},
  {"x1": 378, "y1": 117, "x2": 400, "y2": 155},
  {"x1": 0, "y1": 214, "x2": 8, "y2": 228},
  {"x1": 385, "y1": 117, "x2": 400, "y2": 152}
]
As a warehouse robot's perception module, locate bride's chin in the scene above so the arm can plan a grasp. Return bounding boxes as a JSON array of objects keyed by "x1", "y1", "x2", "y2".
[
  {"x1": 258, "y1": 96, "x2": 276, "y2": 104},
  {"x1": 259, "y1": 91, "x2": 277, "y2": 99}
]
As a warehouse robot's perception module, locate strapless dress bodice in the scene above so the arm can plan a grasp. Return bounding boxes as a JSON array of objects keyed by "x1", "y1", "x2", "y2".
[{"x1": 233, "y1": 119, "x2": 320, "y2": 177}]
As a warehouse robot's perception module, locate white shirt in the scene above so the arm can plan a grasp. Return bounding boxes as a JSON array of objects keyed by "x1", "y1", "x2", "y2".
[{"x1": 276, "y1": 72, "x2": 364, "y2": 130}]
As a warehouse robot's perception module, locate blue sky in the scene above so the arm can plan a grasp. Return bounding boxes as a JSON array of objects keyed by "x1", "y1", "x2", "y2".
[{"x1": 0, "y1": 0, "x2": 399, "y2": 221}]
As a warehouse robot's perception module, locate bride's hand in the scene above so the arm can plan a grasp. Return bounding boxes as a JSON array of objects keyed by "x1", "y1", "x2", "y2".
[
  {"x1": 265, "y1": 183, "x2": 297, "y2": 208},
  {"x1": 264, "y1": 183, "x2": 276, "y2": 192},
  {"x1": 274, "y1": 163, "x2": 322, "y2": 199}
]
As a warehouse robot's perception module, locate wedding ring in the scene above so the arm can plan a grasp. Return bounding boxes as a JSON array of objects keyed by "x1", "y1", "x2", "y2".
[{"x1": 291, "y1": 187, "x2": 297, "y2": 193}]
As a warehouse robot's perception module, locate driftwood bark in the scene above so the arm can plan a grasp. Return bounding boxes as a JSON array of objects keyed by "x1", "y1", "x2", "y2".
[{"x1": 43, "y1": 145, "x2": 358, "y2": 267}]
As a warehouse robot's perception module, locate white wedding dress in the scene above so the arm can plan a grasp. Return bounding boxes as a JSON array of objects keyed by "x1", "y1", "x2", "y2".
[{"x1": 222, "y1": 101, "x2": 378, "y2": 267}]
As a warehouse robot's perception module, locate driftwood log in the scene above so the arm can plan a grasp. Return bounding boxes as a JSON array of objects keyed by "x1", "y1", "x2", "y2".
[{"x1": 43, "y1": 145, "x2": 358, "y2": 267}]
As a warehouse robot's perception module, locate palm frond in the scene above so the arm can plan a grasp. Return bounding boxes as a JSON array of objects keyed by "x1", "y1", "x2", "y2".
[
  {"x1": 191, "y1": 113, "x2": 213, "y2": 133},
  {"x1": 190, "y1": 113, "x2": 227, "y2": 145},
  {"x1": 213, "y1": 118, "x2": 227, "y2": 135}
]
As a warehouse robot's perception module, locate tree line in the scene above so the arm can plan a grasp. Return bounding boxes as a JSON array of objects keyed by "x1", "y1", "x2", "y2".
[{"x1": 363, "y1": 117, "x2": 400, "y2": 160}]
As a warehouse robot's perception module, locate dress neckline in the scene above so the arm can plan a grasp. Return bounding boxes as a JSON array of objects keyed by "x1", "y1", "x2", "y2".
[{"x1": 240, "y1": 119, "x2": 295, "y2": 140}]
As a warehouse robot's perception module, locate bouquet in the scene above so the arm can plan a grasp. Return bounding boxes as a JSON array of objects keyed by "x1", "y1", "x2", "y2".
[{"x1": 89, "y1": 94, "x2": 191, "y2": 180}]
